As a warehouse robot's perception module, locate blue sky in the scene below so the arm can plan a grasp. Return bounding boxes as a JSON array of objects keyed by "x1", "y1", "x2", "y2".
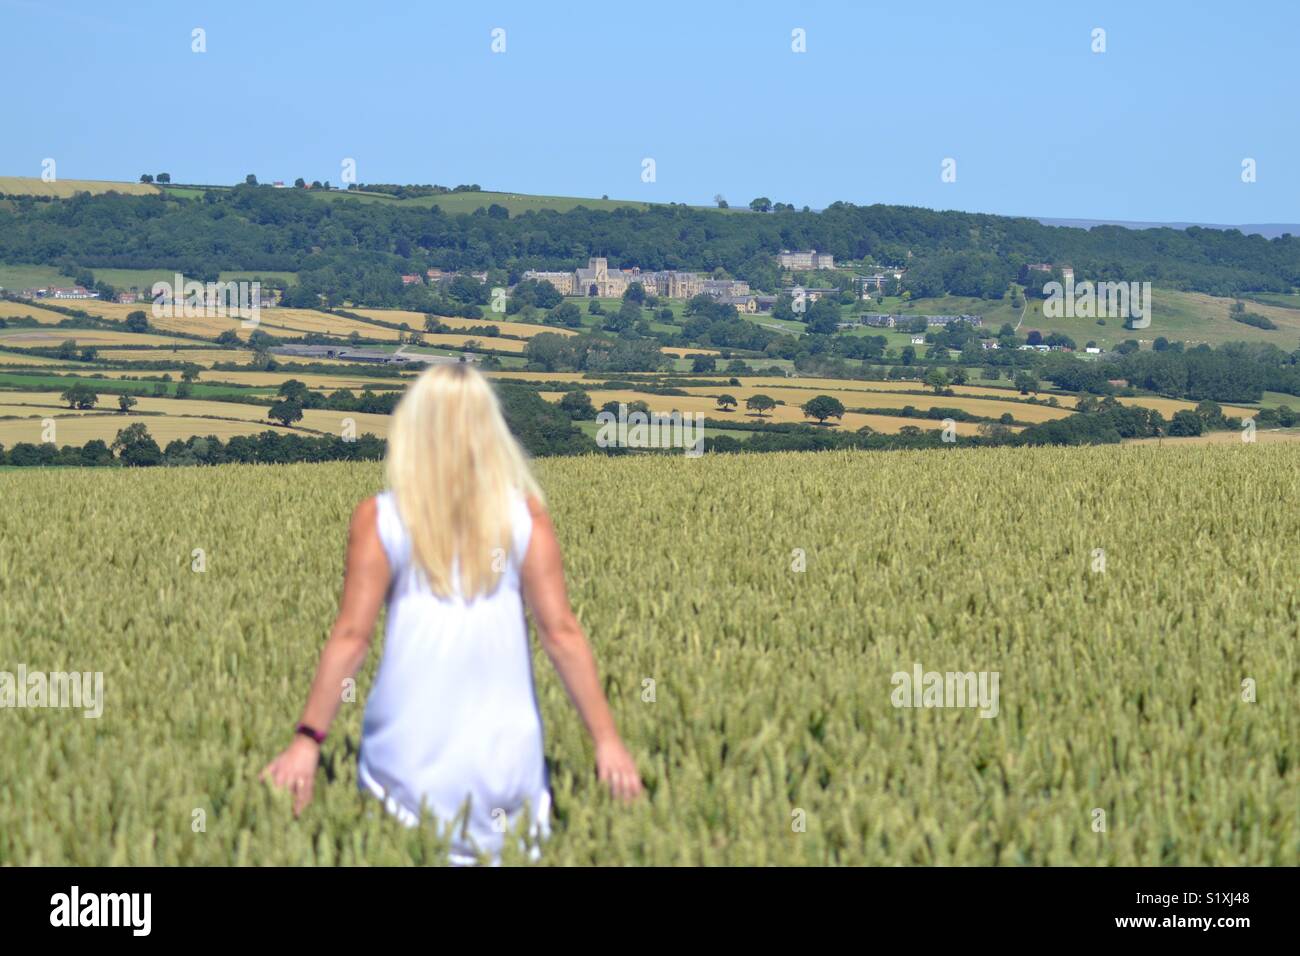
[{"x1": 3, "y1": 0, "x2": 1296, "y2": 223}]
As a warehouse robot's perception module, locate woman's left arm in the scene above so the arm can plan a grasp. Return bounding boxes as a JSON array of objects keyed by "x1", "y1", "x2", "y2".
[{"x1": 261, "y1": 497, "x2": 391, "y2": 814}]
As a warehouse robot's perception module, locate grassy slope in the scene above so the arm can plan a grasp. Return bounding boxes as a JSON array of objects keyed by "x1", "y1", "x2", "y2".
[{"x1": 1018, "y1": 289, "x2": 1300, "y2": 349}]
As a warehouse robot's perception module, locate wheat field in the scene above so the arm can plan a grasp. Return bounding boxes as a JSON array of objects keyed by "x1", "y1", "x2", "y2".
[{"x1": 0, "y1": 444, "x2": 1295, "y2": 865}]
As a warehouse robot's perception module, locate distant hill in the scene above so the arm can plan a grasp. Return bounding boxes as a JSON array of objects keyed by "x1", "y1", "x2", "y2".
[
  {"x1": 0, "y1": 176, "x2": 159, "y2": 198},
  {"x1": 1037, "y1": 217, "x2": 1300, "y2": 240}
]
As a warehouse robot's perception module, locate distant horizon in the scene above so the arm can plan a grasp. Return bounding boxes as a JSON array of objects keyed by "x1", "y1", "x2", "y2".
[{"x1": 7, "y1": 169, "x2": 1300, "y2": 240}]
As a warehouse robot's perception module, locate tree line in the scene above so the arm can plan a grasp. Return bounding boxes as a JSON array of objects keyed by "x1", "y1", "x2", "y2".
[{"x1": 3, "y1": 186, "x2": 1298, "y2": 307}]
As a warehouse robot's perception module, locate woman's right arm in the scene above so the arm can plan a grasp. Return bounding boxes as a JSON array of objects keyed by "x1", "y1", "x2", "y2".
[{"x1": 521, "y1": 496, "x2": 642, "y2": 802}]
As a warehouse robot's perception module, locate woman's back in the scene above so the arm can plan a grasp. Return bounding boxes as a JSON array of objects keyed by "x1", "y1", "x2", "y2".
[
  {"x1": 261, "y1": 363, "x2": 640, "y2": 863},
  {"x1": 358, "y1": 490, "x2": 549, "y2": 862}
]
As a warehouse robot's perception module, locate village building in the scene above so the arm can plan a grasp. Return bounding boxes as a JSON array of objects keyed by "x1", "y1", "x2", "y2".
[{"x1": 777, "y1": 249, "x2": 835, "y2": 270}]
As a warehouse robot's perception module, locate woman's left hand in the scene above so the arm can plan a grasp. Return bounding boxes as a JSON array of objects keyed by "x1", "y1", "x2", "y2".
[{"x1": 260, "y1": 736, "x2": 321, "y2": 816}]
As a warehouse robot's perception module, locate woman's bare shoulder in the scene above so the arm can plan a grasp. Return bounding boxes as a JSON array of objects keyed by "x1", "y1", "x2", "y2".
[{"x1": 350, "y1": 496, "x2": 381, "y2": 535}]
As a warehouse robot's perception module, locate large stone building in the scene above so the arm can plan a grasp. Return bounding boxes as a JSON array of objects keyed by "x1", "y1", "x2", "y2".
[
  {"x1": 521, "y1": 270, "x2": 575, "y2": 295},
  {"x1": 777, "y1": 249, "x2": 835, "y2": 271},
  {"x1": 522, "y1": 258, "x2": 747, "y2": 301}
]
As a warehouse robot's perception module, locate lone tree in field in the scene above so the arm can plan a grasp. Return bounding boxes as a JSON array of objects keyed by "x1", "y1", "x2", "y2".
[
  {"x1": 801, "y1": 395, "x2": 846, "y2": 425},
  {"x1": 746, "y1": 394, "x2": 776, "y2": 417},
  {"x1": 117, "y1": 394, "x2": 137, "y2": 414},
  {"x1": 268, "y1": 399, "x2": 304, "y2": 428},
  {"x1": 716, "y1": 394, "x2": 738, "y2": 411},
  {"x1": 924, "y1": 367, "x2": 949, "y2": 394},
  {"x1": 125, "y1": 310, "x2": 149, "y2": 333},
  {"x1": 61, "y1": 384, "x2": 98, "y2": 410}
]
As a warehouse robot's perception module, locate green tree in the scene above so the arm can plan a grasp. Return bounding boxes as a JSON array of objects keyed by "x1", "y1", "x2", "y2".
[
  {"x1": 125, "y1": 310, "x2": 149, "y2": 333},
  {"x1": 61, "y1": 384, "x2": 98, "y2": 409},
  {"x1": 558, "y1": 390, "x2": 595, "y2": 420},
  {"x1": 801, "y1": 395, "x2": 846, "y2": 424},
  {"x1": 749, "y1": 197, "x2": 773, "y2": 213},
  {"x1": 716, "y1": 394, "x2": 738, "y2": 411},
  {"x1": 924, "y1": 368, "x2": 949, "y2": 393},
  {"x1": 1168, "y1": 409, "x2": 1204, "y2": 437},
  {"x1": 1014, "y1": 371, "x2": 1039, "y2": 395},
  {"x1": 268, "y1": 399, "x2": 304, "y2": 427},
  {"x1": 746, "y1": 394, "x2": 776, "y2": 417},
  {"x1": 118, "y1": 394, "x2": 137, "y2": 414},
  {"x1": 277, "y1": 380, "x2": 310, "y2": 404}
]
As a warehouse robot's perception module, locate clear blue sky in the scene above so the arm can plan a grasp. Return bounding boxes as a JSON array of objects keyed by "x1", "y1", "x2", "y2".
[{"x1": 3, "y1": 0, "x2": 1297, "y2": 224}]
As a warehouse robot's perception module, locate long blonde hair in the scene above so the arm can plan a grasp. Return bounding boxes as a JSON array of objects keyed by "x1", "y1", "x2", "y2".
[{"x1": 385, "y1": 363, "x2": 542, "y2": 599}]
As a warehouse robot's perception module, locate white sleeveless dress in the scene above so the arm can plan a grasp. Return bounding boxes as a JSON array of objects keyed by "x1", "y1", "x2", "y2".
[{"x1": 358, "y1": 491, "x2": 551, "y2": 864}]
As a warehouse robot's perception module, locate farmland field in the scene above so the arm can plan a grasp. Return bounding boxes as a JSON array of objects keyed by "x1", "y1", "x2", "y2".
[
  {"x1": 1, "y1": 444, "x2": 1296, "y2": 865},
  {"x1": 541, "y1": 389, "x2": 993, "y2": 436},
  {"x1": 0, "y1": 391, "x2": 391, "y2": 446},
  {"x1": 0, "y1": 327, "x2": 197, "y2": 348},
  {"x1": 0, "y1": 176, "x2": 158, "y2": 198},
  {"x1": 350, "y1": 310, "x2": 578, "y2": 339},
  {"x1": 0, "y1": 300, "x2": 76, "y2": 324}
]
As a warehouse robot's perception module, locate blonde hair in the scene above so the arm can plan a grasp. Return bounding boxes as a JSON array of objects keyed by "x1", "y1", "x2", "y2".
[{"x1": 385, "y1": 363, "x2": 542, "y2": 599}]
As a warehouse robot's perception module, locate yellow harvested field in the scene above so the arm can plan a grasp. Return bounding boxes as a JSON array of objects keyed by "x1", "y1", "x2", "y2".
[
  {"x1": 0, "y1": 176, "x2": 159, "y2": 197},
  {"x1": 662, "y1": 346, "x2": 722, "y2": 357},
  {"x1": 254, "y1": 310, "x2": 403, "y2": 341},
  {"x1": 0, "y1": 327, "x2": 195, "y2": 348},
  {"x1": 78, "y1": 368, "x2": 406, "y2": 392},
  {"x1": 351, "y1": 310, "x2": 577, "y2": 339},
  {"x1": 676, "y1": 385, "x2": 1070, "y2": 423},
  {"x1": 540, "y1": 389, "x2": 990, "y2": 436},
  {"x1": 0, "y1": 415, "x2": 278, "y2": 446},
  {"x1": 92, "y1": 348, "x2": 356, "y2": 368},
  {"x1": 420, "y1": 333, "x2": 527, "y2": 353},
  {"x1": 1128, "y1": 428, "x2": 1300, "y2": 446},
  {"x1": 0, "y1": 351, "x2": 85, "y2": 368},
  {"x1": 0, "y1": 396, "x2": 391, "y2": 444},
  {"x1": 487, "y1": 371, "x2": 595, "y2": 384},
  {"x1": 70, "y1": 302, "x2": 404, "y2": 343},
  {"x1": 195, "y1": 370, "x2": 408, "y2": 391},
  {"x1": 0, "y1": 301, "x2": 74, "y2": 324},
  {"x1": 70, "y1": 301, "x2": 246, "y2": 338},
  {"x1": 735, "y1": 376, "x2": 1027, "y2": 400},
  {"x1": 0, "y1": 390, "x2": 389, "y2": 435}
]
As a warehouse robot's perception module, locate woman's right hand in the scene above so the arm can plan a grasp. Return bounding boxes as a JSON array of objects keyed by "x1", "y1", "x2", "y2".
[
  {"x1": 595, "y1": 737, "x2": 643, "y2": 802},
  {"x1": 260, "y1": 735, "x2": 322, "y2": 816}
]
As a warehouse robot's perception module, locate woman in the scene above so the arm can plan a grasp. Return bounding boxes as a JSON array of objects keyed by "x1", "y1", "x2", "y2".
[{"x1": 262, "y1": 363, "x2": 641, "y2": 864}]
